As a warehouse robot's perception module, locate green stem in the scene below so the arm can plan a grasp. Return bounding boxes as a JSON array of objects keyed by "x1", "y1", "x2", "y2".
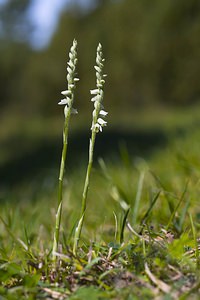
[
  {"x1": 73, "y1": 130, "x2": 96, "y2": 255},
  {"x1": 52, "y1": 111, "x2": 71, "y2": 261}
]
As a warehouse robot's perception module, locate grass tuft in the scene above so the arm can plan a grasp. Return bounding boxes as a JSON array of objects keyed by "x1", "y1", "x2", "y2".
[{"x1": 1, "y1": 40, "x2": 200, "y2": 299}]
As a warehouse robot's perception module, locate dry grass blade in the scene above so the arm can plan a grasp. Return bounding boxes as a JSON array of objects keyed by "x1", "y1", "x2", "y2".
[
  {"x1": 144, "y1": 262, "x2": 171, "y2": 294},
  {"x1": 42, "y1": 287, "x2": 69, "y2": 300}
]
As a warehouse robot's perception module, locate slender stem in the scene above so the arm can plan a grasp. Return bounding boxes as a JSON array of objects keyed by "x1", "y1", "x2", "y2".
[
  {"x1": 132, "y1": 170, "x2": 145, "y2": 225},
  {"x1": 73, "y1": 130, "x2": 96, "y2": 254},
  {"x1": 52, "y1": 112, "x2": 71, "y2": 261},
  {"x1": 82, "y1": 130, "x2": 96, "y2": 213}
]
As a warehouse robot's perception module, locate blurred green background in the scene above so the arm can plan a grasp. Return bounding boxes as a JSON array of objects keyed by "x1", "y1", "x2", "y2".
[{"x1": 1, "y1": 0, "x2": 200, "y2": 195}]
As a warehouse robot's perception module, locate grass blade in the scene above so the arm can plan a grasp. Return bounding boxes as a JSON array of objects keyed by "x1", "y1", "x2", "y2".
[
  {"x1": 166, "y1": 181, "x2": 189, "y2": 231},
  {"x1": 140, "y1": 190, "x2": 161, "y2": 232},
  {"x1": 132, "y1": 170, "x2": 145, "y2": 225}
]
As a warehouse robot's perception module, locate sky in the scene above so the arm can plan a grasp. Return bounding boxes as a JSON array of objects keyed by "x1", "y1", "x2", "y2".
[
  {"x1": 0, "y1": 0, "x2": 94, "y2": 49},
  {"x1": 27, "y1": 0, "x2": 95, "y2": 49},
  {"x1": 27, "y1": 0, "x2": 69, "y2": 49}
]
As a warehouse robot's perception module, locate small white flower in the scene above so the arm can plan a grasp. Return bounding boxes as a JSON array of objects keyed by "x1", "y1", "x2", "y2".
[
  {"x1": 90, "y1": 89, "x2": 99, "y2": 95},
  {"x1": 100, "y1": 79, "x2": 105, "y2": 85},
  {"x1": 64, "y1": 105, "x2": 78, "y2": 117},
  {"x1": 61, "y1": 90, "x2": 71, "y2": 96},
  {"x1": 67, "y1": 66, "x2": 72, "y2": 73},
  {"x1": 97, "y1": 125, "x2": 103, "y2": 132},
  {"x1": 99, "y1": 110, "x2": 108, "y2": 116},
  {"x1": 94, "y1": 101, "x2": 103, "y2": 110},
  {"x1": 94, "y1": 66, "x2": 101, "y2": 73},
  {"x1": 67, "y1": 61, "x2": 74, "y2": 68},
  {"x1": 58, "y1": 98, "x2": 69, "y2": 105},
  {"x1": 69, "y1": 52, "x2": 74, "y2": 60},
  {"x1": 97, "y1": 118, "x2": 107, "y2": 126},
  {"x1": 91, "y1": 123, "x2": 102, "y2": 133},
  {"x1": 91, "y1": 95, "x2": 101, "y2": 102}
]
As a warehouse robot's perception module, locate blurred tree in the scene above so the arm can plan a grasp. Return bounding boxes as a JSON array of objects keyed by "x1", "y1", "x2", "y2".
[
  {"x1": 0, "y1": 0, "x2": 33, "y2": 43},
  {"x1": 1, "y1": 0, "x2": 200, "y2": 119},
  {"x1": 155, "y1": 0, "x2": 200, "y2": 105},
  {"x1": 0, "y1": 0, "x2": 33, "y2": 112},
  {"x1": 45, "y1": 0, "x2": 200, "y2": 115},
  {"x1": 0, "y1": 42, "x2": 31, "y2": 110}
]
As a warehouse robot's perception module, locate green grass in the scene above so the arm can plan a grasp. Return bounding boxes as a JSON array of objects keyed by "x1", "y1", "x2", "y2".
[
  {"x1": 2, "y1": 39, "x2": 200, "y2": 299},
  {"x1": 1, "y1": 110, "x2": 200, "y2": 299}
]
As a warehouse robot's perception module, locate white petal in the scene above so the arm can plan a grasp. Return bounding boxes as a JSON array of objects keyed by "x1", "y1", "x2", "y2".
[
  {"x1": 91, "y1": 123, "x2": 102, "y2": 133},
  {"x1": 64, "y1": 105, "x2": 78, "y2": 116},
  {"x1": 67, "y1": 66, "x2": 72, "y2": 73},
  {"x1": 90, "y1": 89, "x2": 99, "y2": 95},
  {"x1": 91, "y1": 95, "x2": 101, "y2": 102},
  {"x1": 94, "y1": 102, "x2": 104, "y2": 110},
  {"x1": 99, "y1": 110, "x2": 108, "y2": 116},
  {"x1": 71, "y1": 108, "x2": 78, "y2": 114},
  {"x1": 74, "y1": 78, "x2": 80, "y2": 82},
  {"x1": 98, "y1": 118, "x2": 107, "y2": 126},
  {"x1": 91, "y1": 96, "x2": 97, "y2": 102},
  {"x1": 61, "y1": 90, "x2": 71, "y2": 96},
  {"x1": 94, "y1": 66, "x2": 101, "y2": 73},
  {"x1": 58, "y1": 99, "x2": 68, "y2": 105},
  {"x1": 69, "y1": 52, "x2": 73, "y2": 60},
  {"x1": 67, "y1": 61, "x2": 73, "y2": 68}
]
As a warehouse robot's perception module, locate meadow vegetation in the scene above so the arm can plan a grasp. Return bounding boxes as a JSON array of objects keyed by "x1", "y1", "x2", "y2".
[
  {"x1": 1, "y1": 42, "x2": 200, "y2": 299},
  {"x1": 1, "y1": 1, "x2": 200, "y2": 299},
  {"x1": 1, "y1": 111, "x2": 200, "y2": 299}
]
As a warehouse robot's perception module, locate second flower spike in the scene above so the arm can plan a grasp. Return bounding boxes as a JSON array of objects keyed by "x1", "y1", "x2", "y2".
[{"x1": 91, "y1": 43, "x2": 108, "y2": 133}]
